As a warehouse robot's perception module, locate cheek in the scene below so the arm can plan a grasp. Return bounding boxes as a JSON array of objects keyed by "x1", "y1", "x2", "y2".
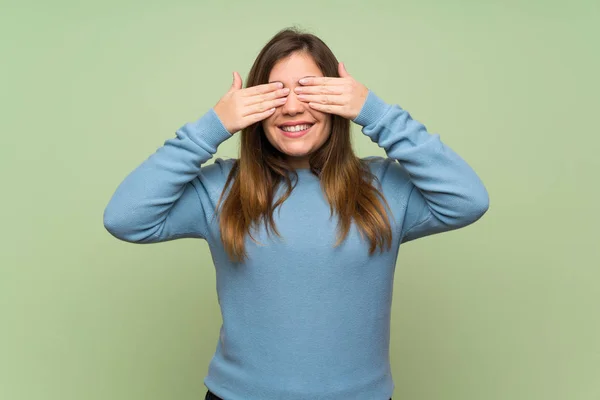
[
  {"x1": 310, "y1": 109, "x2": 329, "y2": 125},
  {"x1": 262, "y1": 117, "x2": 277, "y2": 135},
  {"x1": 264, "y1": 111, "x2": 283, "y2": 130},
  {"x1": 262, "y1": 121, "x2": 280, "y2": 146},
  {"x1": 319, "y1": 114, "x2": 332, "y2": 131}
]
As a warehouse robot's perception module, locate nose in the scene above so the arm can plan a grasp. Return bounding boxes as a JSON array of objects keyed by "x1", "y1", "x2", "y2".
[{"x1": 280, "y1": 90, "x2": 304, "y2": 116}]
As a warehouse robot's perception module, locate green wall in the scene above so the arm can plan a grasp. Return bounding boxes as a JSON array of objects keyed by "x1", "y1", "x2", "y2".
[{"x1": 2, "y1": 1, "x2": 599, "y2": 399}]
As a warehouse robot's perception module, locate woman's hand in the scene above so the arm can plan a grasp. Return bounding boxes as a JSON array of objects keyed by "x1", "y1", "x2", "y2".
[
  {"x1": 214, "y1": 72, "x2": 290, "y2": 134},
  {"x1": 294, "y1": 62, "x2": 368, "y2": 120}
]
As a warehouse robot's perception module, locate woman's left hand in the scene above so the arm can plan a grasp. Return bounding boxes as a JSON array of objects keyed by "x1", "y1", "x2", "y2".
[{"x1": 294, "y1": 62, "x2": 369, "y2": 120}]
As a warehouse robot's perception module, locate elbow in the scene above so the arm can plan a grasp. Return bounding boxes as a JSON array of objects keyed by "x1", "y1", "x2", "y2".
[
  {"x1": 103, "y1": 206, "x2": 127, "y2": 241},
  {"x1": 463, "y1": 185, "x2": 490, "y2": 225},
  {"x1": 440, "y1": 185, "x2": 489, "y2": 229},
  {"x1": 476, "y1": 184, "x2": 490, "y2": 215},
  {"x1": 103, "y1": 206, "x2": 140, "y2": 243},
  {"x1": 103, "y1": 206, "x2": 159, "y2": 244}
]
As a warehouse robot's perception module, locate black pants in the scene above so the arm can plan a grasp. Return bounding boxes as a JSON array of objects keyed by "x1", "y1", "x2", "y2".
[{"x1": 206, "y1": 390, "x2": 391, "y2": 399}]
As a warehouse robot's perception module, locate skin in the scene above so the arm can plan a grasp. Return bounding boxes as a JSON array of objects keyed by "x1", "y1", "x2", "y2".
[
  {"x1": 262, "y1": 52, "x2": 333, "y2": 170},
  {"x1": 214, "y1": 52, "x2": 368, "y2": 171},
  {"x1": 294, "y1": 62, "x2": 369, "y2": 121}
]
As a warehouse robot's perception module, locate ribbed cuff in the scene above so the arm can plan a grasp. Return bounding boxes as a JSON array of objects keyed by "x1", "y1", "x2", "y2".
[
  {"x1": 183, "y1": 108, "x2": 233, "y2": 148},
  {"x1": 352, "y1": 90, "x2": 392, "y2": 127}
]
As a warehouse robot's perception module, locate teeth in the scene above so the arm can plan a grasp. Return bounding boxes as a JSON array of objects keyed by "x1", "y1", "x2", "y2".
[{"x1": 281, "y1": 124, "x2": 312, "y2": 132}]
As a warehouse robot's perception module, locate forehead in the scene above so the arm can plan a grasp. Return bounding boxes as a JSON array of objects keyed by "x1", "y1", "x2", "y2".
[{"x1": 268, "y1": 52, "x2": 323, "y2": 85}]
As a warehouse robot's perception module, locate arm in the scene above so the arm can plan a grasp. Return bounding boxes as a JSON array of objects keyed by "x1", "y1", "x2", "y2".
[
  {"x1": 354, "y1": 91, "x2": 489, "y2": 243},
  {"x1": 103, "y1": 109, "x2": 233, "y2": 243}
]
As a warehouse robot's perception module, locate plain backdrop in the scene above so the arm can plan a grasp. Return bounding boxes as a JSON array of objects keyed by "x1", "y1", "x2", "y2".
[{"x1": 1, "y1": 0, "x2": 599, "y2": 399}]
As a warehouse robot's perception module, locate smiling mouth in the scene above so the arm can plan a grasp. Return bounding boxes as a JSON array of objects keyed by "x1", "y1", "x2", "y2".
[
  {"x1": 278, "y1": 123, "x2": 314, "y2": 132},
  {"x1": 278, "y1": 123, "x2": 314, "y2": 138}
]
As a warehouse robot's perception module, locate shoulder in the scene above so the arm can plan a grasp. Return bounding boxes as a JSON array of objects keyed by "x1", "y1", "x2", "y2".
[
  {"x1": 193, "y1": 157, "x2": 238, "y2": 196},
  {"x1": 198, "y1": 157, "x2": 238, "y2": 178},
  {"x1": 361, "y1": 156, "x2": 411, "y2": 188}
]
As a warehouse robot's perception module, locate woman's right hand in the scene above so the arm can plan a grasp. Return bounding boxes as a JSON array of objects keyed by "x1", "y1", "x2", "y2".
[{"x1": 214, "y1": 72, "x2": 290, "y2": 134}]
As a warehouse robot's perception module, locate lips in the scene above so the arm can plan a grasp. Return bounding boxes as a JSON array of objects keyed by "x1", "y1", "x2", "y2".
[
  {"x1": 279, "y1": 124, "x2": 313, "y2": 138},
  {"x1": 278, "y1": 121, "x2": 314, "y2": 128},
  {"x1": 280, "y1": 124, "x2": 312, "y2": 132}
]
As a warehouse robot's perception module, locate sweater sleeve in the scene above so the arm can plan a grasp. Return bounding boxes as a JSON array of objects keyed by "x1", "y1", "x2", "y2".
[
  {"x1": 354, "y1": 90, "x2": 489, "y2": 243},
  {"x1": 103, "y1": 108, "x2": 233, "y2": 243}
]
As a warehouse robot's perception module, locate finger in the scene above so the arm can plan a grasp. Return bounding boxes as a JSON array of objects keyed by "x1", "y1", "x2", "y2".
[
  {"x1": 294, "y1": 85, "x2": 343, "y2": 95},
  {"x1": 338, "y1": 62, "x2": 350, "y2": 78},
  {"x1": 245, "y1": 87, "x2": 290, "y2": 106},
  {"x1": 242, "y1": 96, "x2": 288, "y2": 117},
  {"x1": 298, "y1": 76, "x2": 345, "y2": 86},
  {"x1": 243, "y1": 107, "x2": 277, "y2": 125},
  {"x1": 243, "y1": 81, "x2": 284, "y2": 97},
  {"x1": 231, "y1": 71, "x2": 243, "y2": 91},
  {"x1": 296, "y1": 94, "x2": 346, "y2": 105},
  {"x1": 307, "y1": 102, "x2": 344, "y2": 114}
]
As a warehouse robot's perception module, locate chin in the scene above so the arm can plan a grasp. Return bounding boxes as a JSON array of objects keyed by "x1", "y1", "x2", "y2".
[
  {"x1": 277, "y1": 146, "x2": 313, "y2": 158},
  {"x1": 263, "y1": 123, "x2": 330, "y2": 163}
]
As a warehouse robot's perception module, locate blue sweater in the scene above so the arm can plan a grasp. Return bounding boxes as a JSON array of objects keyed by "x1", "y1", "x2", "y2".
[{"x1": 104, "y1": 90, "x2": 489, "y2": 400}]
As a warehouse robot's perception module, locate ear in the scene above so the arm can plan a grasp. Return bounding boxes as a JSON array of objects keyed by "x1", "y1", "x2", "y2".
[{"x1": 338, "y1": 62, "x2": 350, "y2": 78}]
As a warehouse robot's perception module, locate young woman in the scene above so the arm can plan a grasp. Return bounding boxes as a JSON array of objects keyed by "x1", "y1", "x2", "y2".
[{"x1": 104, "y1": 27, "x2": 489, "y2": 400}]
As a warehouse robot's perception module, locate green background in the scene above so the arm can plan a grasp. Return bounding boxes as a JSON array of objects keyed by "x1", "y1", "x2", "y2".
[{"x1": 2, "y1": 1, "x2": 599, "y2": 399}]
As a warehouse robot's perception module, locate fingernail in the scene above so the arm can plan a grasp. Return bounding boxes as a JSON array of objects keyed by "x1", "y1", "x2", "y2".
[
  {"x1": 276, "y1": 82, "x2": 284, "y2": 88},
  {"x1": 298, "y1": 78, "x2": 308, "y2": 85}
]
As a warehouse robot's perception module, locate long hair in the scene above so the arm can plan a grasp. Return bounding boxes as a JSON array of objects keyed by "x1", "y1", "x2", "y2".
[{"x1": 215, "y1": 27, "x2": 394, "y2": 263}]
